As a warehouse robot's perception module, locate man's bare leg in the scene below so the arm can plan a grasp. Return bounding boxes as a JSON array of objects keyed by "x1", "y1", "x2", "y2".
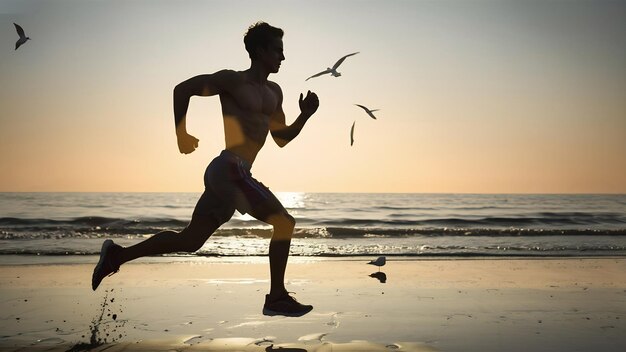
[
  {"x1": 264, "y1": 212, "x2": 295, "y2": 298},
  {"x1": 116, "y1": 217, "x2": 219, "y2": 265},
  {"x1": 262, "y1": 212, "x2": 312, "y2": 316},
  {"x1": 92, "y1": 216, "x2": 218, "y2": 290}
]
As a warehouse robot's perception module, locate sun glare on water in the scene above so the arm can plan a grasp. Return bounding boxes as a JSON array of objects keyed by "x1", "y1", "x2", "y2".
[{"x1": 277, "y1": 192, "x2": 305, "y2": 210}]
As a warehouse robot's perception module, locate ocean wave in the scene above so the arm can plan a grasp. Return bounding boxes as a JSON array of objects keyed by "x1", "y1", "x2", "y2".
[
  {"x1": 318, "y1": 227, "x2": 626, "y2": 238},
  {"x1": 0, "y1": 216, "x2": 187, "y2": 229},
  {"x1": 1, "y1": 225, "x2": 625, "y2": 240},
  {"x1": 2, "y1": 208, "x2": 625, "y2": 232},
  {"x1": 306, "y1": 212, "x2": 626, "y2": 228},
  {"x1": 1, "y1": 248, "x2": 624, "y2": 257}
]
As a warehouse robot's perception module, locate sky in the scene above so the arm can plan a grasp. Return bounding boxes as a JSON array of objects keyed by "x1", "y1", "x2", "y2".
[{"x1": 0, "y1": 0, "x2": 625, "y2": 193}]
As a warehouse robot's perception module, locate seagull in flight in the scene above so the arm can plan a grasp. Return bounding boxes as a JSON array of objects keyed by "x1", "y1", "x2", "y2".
[
  {"x1": 367, "y1": 256, "x2": 386, "y2": 271},
  {"x1": 355, "y1": 104, "x2": 379, "y2": 120},
  {"x1": 14, "y1": 23, "x2": 31, "y2": 50},
  {"x1": 306, "y1": 52, "x2": 359, "y2": 81},
  {"x1": 350, "y1": 121, "x2": 356, "y2": 146}
]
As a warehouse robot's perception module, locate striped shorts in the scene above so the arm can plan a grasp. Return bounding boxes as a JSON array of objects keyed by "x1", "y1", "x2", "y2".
[{"x1": 193, "y1": 150, "x2": 287, "y2": 225}]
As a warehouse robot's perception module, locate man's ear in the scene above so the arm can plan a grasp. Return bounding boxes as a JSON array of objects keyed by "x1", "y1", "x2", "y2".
[{"x1": 256, "y1": 45, "x2": 269, "y2": 59}]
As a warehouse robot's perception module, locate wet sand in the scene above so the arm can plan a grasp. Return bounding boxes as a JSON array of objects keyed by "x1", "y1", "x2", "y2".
[{"x1": 1, "y1": 257, "x2": 625, "y2": 351}]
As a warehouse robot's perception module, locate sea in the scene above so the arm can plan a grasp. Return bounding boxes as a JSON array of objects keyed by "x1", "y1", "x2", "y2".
[{"x1": 1, "y1": 192, "x2": 625, "y2": 262}]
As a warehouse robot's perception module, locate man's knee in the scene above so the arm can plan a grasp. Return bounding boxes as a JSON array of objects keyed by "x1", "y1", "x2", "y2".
[
  {"x1": 269, "y1": 212, "x2": 295, "y2": 238},
  {"x1": 179, "y1": 218, "x2": 218, "y2": 252},
  {"x1": 178, "y1": 228, "x2": 207, "y2": 252}
]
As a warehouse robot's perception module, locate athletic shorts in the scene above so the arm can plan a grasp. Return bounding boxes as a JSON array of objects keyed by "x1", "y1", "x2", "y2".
[{"x1": 192, "y1": 150, "x2": 287, "y2": 225}]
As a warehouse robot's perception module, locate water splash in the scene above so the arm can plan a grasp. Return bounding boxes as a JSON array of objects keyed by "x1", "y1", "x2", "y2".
[{"x1": 66, "y1": 289, "x2": 126, "y2": 351}]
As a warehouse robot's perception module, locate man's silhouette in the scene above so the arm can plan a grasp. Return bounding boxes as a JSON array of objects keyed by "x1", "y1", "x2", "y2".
[{"x1": 92, "y1": 22, "x2": 319, "y2": 317}]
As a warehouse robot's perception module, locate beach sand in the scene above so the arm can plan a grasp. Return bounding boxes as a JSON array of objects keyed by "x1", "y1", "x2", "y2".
[{"x1": 1, "y1": 257, "x2": 625, "y2": 351}]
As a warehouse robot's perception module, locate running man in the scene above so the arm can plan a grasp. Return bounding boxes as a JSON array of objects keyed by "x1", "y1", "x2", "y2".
[{"x1": 92, "y1": 22, "x2": 319, "y2": 317}]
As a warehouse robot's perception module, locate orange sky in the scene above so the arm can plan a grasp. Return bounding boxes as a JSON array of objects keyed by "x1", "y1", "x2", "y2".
[{"x1": 1, "y1": 0, "x2": 625, "y2": 193}]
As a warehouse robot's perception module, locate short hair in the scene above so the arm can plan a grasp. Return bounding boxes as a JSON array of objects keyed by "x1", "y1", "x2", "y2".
[{"x1": 244, "y1": 22, "x2": 284, "y2": 59}]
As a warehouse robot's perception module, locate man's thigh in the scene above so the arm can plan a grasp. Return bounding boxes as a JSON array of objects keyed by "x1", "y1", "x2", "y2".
[
  {"x1": 192, "y1": 188, "x2": 236, "y2": 226},
  {"x1": 234, "y1": 177, "x2": 288, "y2": 223}
]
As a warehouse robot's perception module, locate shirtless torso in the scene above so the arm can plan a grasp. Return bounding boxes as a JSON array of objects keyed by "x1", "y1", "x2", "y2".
[
  {"x1": 219, "y1": 71, "x2": 281, "y2": 164},
  {"x1": 174, "y1": 38, "x2": 318, "y2": 165}
]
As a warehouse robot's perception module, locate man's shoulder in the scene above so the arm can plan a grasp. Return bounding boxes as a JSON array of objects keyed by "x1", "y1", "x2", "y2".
[
  {"x1": 214, "y1": 69, "x2": 244, "y2": 80},
  {"x1": 210, "y1": 70, "x2": 246, "y2": 92},
  {"x1": 266, "y1": 80, "x2": 283, "y2": 94}
]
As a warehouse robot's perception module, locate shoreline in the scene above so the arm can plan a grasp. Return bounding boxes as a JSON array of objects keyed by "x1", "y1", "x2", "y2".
[
  {"x1": 1, "y1": 258, "x2": 625, "y2": 351},
  {"x1": 1, "y1": 254, "x2": 626, "y2": 266}
]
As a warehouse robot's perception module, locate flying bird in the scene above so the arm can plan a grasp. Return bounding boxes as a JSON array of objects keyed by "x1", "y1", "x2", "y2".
[
  {"x1": 14, "y1": 23, "x2": 30, "y2": 50},
  {"x1": 355, "y1": 104, "x2": 379, "y2": 120},
  {"x1": 367, "y1": 256, "x2": 386, "y2": 271},
  {"x1": 350, "y1": 121, "x2": 356, "y2": 146},
  {"x1": 305, "y1": 52, "x2": 359, "y2": 81}
]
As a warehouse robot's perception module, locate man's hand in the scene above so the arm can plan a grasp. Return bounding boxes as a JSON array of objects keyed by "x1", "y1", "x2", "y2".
[
  {"x1": 299, "y1": 90, "x2": 319, "y2": 117},
  {"x1": 177, "y1": 132, "x2": 199, "y2": 154}
]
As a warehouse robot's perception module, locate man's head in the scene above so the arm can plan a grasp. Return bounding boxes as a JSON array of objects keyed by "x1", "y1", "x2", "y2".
[{"x1": 244, "y1": 22, "x2": 284, "y2": 60}]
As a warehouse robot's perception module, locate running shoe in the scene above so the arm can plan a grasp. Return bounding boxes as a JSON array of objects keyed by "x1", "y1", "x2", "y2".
[
  {"x1": 263, "y1": 293, "x2": 313, "y2": 317},
  {"x1": 91, "y1": 239, "x2": 121, "y2": 291}
]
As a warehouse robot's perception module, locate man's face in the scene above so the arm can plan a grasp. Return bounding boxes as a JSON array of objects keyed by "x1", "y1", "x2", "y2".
[{"x1": 259, "y1": 38, "x2": 285, "y2": 73}]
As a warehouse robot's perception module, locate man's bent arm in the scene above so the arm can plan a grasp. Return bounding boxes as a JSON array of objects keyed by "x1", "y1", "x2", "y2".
[
  {"x1": 173, "y1": 70, "x2": 234, "y2": 135},
  {"x1": 270, "y1": 90, "x2": 319, "y2": 147},
  {"x1": 271, "y1": 112, "x2": 311, "y2": 148}
]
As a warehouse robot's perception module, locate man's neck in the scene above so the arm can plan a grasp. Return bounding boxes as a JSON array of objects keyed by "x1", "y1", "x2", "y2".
[{"x1": 247, "y1": 62, "x2": 270, "y2": 84}]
